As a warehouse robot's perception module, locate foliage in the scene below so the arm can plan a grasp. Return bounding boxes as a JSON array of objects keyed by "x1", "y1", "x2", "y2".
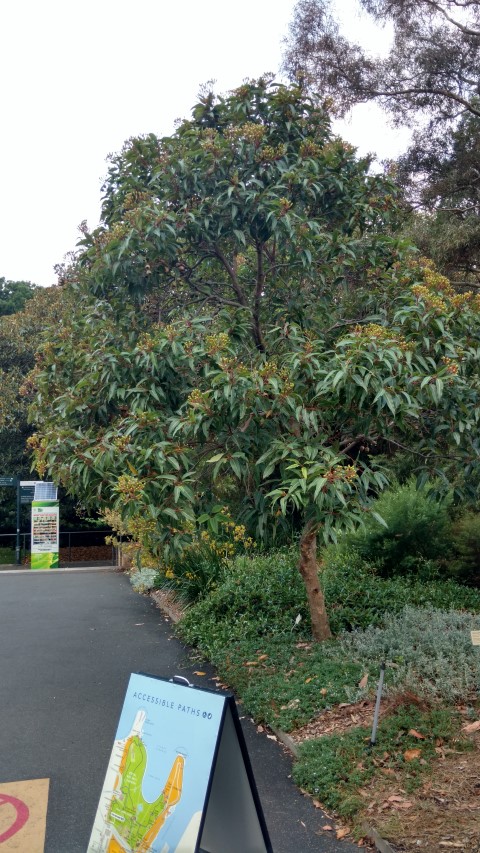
[
  {"x1": 30, "y1": 82, "x2": 480, "y2": 641},
  {"x1": 179, "y1": 547, "x2": 480, "y2": 652},
  {"x1": 321, "y1": 550, "x2": 480, "y2": 633},
  {"x1": 129, "y1": 568, "x2": 160, "y2": 594},
  {"x1": 155, "y1": 513, "x2": 255, "y2": 604},
  {"x1": 450, "y1": 511, "x2": 480, "y2": 585},
  {"x1": 284, "y1": 1, "x2": 480, "y2": 282},
  {"x1": 178, "y1": 549, "x2": 309, "y2": 652},
  {"x1": 400, "y1": 110, "x2": 480, "y2": 288},
  {"x1": 284, "y1": 0, "x2": 480, "y2": 125},
  {"x1": 341, "y1": 480, "x2": 452, "y2": 577},
  {"x1": 293, "y1": 704, "x2": 465, "y2": 819},
  {"x1": 338, "y1": 606, "x2": 480, "y2": 703},
  {"x1": 0, "y1": 546, "x2": 15, "y2": 565},
  {"x1": 85, "y1": 78, "x2": 401, "y2": 351},
  {"x1": 0, "y1": 278, "x2": 38, "y2": 317},
  {"x1": 0, "y1": 284, "x2": 74, "y2": 529}
]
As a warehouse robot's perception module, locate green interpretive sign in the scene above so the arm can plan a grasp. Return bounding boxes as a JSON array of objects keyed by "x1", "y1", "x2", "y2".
[
  {"x1": 87, "y1": 672, "x2": 272, "y2": 853},
  {"x1": 31, "y1": 501, "x2": 59, "y2": 570}
]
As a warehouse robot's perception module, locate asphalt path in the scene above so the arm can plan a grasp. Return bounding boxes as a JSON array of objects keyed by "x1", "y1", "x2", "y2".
[{"x1": 0, "y1": 570, "x2": 359, "y2": 852}]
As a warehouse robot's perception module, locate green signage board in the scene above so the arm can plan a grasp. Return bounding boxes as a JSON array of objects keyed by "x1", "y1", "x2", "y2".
[
  {"x1": 31, "y1": 501, "x2": 59, "y2": 570},
  {"x1": 87, "y1": 673, "x2": 272, "y2": 853}
]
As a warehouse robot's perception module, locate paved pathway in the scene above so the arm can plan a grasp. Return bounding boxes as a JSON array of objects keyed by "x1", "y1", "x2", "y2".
[{"x1": 0, "y1": 570, "x2": 359, "y2": 852}]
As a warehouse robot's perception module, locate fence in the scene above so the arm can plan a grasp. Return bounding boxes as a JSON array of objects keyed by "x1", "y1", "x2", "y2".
[{"x1": 0, "y1": 530, "x2": 116, "y2": 565}]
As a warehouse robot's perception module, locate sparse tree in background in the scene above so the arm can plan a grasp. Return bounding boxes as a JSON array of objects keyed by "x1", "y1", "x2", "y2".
[{"x1": 283, "y1": 0, "x2": 480, "y2": 283}]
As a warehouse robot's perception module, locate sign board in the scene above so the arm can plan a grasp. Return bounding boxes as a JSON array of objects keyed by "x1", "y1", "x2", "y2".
[
  {"x1": 0, "y1": 476, "x2": 16, "y2": 487},
  {"x1": 31, "y1": 501, "x2": 59, "y2": 570},
  {"x1": 471, "y1": 631, "x2": 480, "y2": 646},
  {"x1": 20, "y1": 486, "x2": 35, "y2": 505},
  {"x1": 87, "y1": 673, "x2": 272, "y2": 853}
]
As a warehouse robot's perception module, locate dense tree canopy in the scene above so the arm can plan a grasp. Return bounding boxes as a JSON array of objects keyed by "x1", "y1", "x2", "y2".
[
  {"x1": 78, "y1": 78, "x2": 401, "y2": 350},
  {"x1": 30, "y1": 82, "x2": 480, "y2": 640},
  {"x1": 0, "y1": 278, "x2": 38, "y2": 316}
]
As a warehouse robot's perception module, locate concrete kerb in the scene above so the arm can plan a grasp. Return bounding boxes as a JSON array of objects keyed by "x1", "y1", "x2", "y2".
[
  {"x1": 0, "y1": 565, "x2": 117, "y2": 575},
  {"x1": 149, "y1": 587, "x2": 396, "y2": 853}
]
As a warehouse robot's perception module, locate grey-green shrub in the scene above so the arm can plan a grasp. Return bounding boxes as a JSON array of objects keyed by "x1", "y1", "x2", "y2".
[
  {"x1": 129, "y1": 568, "x2": 159, "y2": 594},
  {"x1": 337, "y1": 605, "x2": 480, "y2": 702}
]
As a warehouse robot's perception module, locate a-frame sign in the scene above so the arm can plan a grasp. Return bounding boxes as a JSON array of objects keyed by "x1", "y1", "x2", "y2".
[{"x1": 87, "y1": 672, "x2": 272, "y2": 853}]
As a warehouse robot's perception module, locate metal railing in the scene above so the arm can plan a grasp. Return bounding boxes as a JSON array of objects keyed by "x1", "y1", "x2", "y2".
[{"x1": 0, "y1": 530, "x2": 115, "y2": 566}]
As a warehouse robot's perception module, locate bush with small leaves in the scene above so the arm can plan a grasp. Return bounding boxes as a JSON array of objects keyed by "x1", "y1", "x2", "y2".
[
  {"x1": 337, "y1": 605, "x2": 480, "y2": 702},
  {"x1": 341, "y1": 480, "x2": 452, "y2": 577},
  {"x1": 129, "y1": 568, "x2": 159, "y2": 594}
]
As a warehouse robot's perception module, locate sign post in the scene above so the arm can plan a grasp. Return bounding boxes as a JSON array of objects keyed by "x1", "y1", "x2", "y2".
[
  {"x1": 88, "y1": 672, "x2": 272, "y2": 853},
  {"x1": 0, "y1": 477, "x2": 20, "y2": 564},
  {"x1": 31, "y1": 500, "x2": 59, "y2": 570}
]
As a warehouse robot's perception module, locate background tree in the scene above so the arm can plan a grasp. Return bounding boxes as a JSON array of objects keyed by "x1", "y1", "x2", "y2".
[
  {"x1": 0, "y1": 285, "x2": 75, "y2": 529},
  {"x1": 284, "y1": 0, "x2": 480, "y2": 125},
  {"x1": 0, "y1": 278, "x2": 38, "y2": 316},
  {"x1": 283, "y1": 0, "x2": 480, "y2": 281}
]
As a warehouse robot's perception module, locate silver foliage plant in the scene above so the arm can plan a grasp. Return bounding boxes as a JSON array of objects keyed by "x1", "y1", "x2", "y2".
[{"x1": 337, "y1": 606, "x2": 480, "y2": 703}]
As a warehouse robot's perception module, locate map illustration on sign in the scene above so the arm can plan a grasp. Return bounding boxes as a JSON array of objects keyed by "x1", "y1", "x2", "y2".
[{"x1": 87, "y1": 674, "x2": 226, "y2": 853}]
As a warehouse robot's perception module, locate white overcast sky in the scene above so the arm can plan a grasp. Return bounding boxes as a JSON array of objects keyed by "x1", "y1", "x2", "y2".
[{"x1": 0, "y1": 0, "x2": 410, "y2": 287}]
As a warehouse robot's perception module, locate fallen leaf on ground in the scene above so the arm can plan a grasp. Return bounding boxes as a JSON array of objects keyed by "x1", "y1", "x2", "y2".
[
  {"x1": 257, "y1": 654, "x2": 268, "y2": 661},
  {"x1": 462, "y1": 719, "x2": 480, "y2": 734},
  {"x1": 404, "y1": 748, "x2": 422, "y2": 762},
  {"x1": 321, "y1": 825, "x2": 333, "y2": 831},
  {"x1": 245, "y1": 661, "x2": 259, "y2": 666},
  {"x1": 193, "y1": 671, "x2": 206, "y2": 676},
  {"x1": 358, "y1": 673, "x2": 369, "y2": 689},
  {"x1": 336, "y1": 827, "x2": 351, "y2": 840},
  {"x1": 408, "y1": 728, "x2": 426, "y2": 739}
]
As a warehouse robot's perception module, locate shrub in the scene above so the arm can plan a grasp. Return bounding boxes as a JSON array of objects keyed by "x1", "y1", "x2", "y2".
[
  {"x1": 450, "y1": 511, "x2": 480, "y2": 586},
  {"x1": 321, "y1": 549, "x2": 480, "y2": 634},
  {"x1": 129, "y1": 568, "x2": 159, "y2": 594},
  {"x1": 154, "y1": 534, "x2": 229, "y2": 604},
  {"x1": 178, "y1": 548, "x2": 309, "y2": 652},
  {"x1": 342, "y1": 480, "x2": 452, "y2": 577},
  {"x1": 338, "y1": 605, "x2": 480, "y2": 702}
]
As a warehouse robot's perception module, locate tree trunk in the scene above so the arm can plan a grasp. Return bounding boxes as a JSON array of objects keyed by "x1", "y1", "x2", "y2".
[{"x1": 298, "y1": 520, "x2": 332, "y2": 642}]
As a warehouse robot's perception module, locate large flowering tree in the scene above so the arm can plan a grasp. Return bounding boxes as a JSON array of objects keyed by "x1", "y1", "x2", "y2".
[{"x1": 29, "y1": 82, "x2": 480, "y2": 640}]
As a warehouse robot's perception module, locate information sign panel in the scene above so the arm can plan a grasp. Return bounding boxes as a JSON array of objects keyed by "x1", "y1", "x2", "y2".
[
  {"x1": 87, "y1": 672, "x2": 272, "y2": 853},
  {"x1": 20, "y1": 486, "x2": 35, "y2": 504},
  {"x1": 31, "y1": 501, "x2": 59, "y2": 570}
]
